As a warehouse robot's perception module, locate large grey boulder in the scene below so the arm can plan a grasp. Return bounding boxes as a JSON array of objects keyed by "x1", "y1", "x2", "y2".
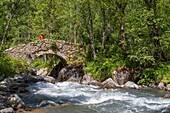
[
  {"x1": 1, "y1": 78, "x2": 15, "y2": 86},
  {"x1": 23, "y1": 75, "x2": 44, "y2": 83},
  {"x1": 0, "y1": 107, "x2": 14, "y2": 113},
  {"x1": 89, "y1": 80, "x2": 103, "y2": 87},
  {"x1": 39, "y1": 100, "x2": 58, "y2": 107},
  {"x1": 37, "y1": 68, "x2": 48, "y2": 77},
  {"x1": 124, "y1": 81, "x2": 139, "y2": 89},
  {"x1": 101, "y1": 78, "x2": 120, "y2": 89},
  {"x1": 57, "y1": 66, "x2": 84, "y2": 82},
  {"x1": 43, "y1": 76, "x2": 56, "y2": 84},
  {"x1": 6, "y1": 94, "x2": 26, "y2": 110},
  {"x1": 166, "y1": 84, "x2": 170, "y2": 91},
  {"x1": 27, "y1": 68, "x2": 37, "y2": 76},
  {"x1": 163, "y1": 94, "x2": 170, "y2": 98},
  {"x1": 157, "y1": 82, "x2": 166, "y2": 90}
]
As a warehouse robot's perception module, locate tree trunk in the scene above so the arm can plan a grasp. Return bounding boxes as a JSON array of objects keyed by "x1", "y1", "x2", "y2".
[
  {"x1": 120, "y1": 22, "x2": 125, "y2": 56},
  {"x1": 101, "y1": 7, "x2": 106, "y2": 49},
  {"x1": 1, "y1": 14, "x2": 13, "y2": 46},
  {"x1": 87, "y1": 0, "x2": 96, "y2": 59},
  {"x1": 74, "y1": 24, "x2": 77, "y2": 44}
]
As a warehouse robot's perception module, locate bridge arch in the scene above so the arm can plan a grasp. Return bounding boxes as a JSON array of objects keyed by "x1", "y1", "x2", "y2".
[
  {"x1": 30, "y1": 52, "x2": 68, "y2": 66},
  {"x1": 5, "y1": 39, "x2": 83, "y2": 66}
]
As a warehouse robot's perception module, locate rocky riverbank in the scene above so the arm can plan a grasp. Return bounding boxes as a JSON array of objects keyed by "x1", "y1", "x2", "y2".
[{"x1": 0, "y1": 66, "x2": 170, "y2": 112}]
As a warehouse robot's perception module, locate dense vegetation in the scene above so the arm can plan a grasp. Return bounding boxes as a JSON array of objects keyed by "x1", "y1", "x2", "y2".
[{"x1": 1, "y1": 0, "x2": 170, "y2": 84}]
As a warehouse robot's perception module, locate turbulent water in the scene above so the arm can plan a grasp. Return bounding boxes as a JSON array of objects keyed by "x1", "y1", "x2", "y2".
[{"x1": 24, "y1": 82, "x2": 170, "y2": 113}]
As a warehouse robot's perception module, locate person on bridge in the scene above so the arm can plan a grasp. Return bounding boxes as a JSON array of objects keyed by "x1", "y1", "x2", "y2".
[{"x1": 39, "y1": 32, "x2": 44, "y2": 41}]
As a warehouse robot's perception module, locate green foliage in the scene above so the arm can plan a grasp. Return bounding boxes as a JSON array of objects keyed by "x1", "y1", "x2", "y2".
[
  {"x1": 0, "y1": 52, "x2": 27, "y2": 78},
  {"x1": 156, "y1": 63, "x2": 170, "y2": 84},
  {"x1": 31, "y1": 55, "x2": 60, "y2": 71},
  {"x1": 0, "y1": 0, "x2": 170, "y2": 84},
  {"x1": 0, "y1": 53, "x2": 15, "y2": 78},
  {"x1": 50, "y1": 41, "x2": 58, "y2": 51},
  {"x1": 85, "y1": 55, "x2": 125, "y2": 81},
  {"x1": 31, "y1": 58, "x2": 47, "y2": 69},
  {"x1": 136, "y1": 68, "x2": 157, "y2": 85}
]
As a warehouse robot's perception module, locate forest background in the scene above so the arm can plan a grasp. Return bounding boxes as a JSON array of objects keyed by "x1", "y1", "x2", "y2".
[{"x1": 1, "y1": 0, "x2": 170, "y2": 85}]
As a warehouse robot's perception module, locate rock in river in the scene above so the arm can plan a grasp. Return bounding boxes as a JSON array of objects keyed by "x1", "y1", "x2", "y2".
[
  {"x1": 124, "y1": 81, "x2": 140, "y2": 89},
  {"x1": 6, "y1": 94, "x2": 26, "y2": 110}
]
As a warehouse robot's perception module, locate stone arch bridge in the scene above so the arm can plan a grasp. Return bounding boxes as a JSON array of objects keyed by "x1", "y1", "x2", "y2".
[{"x1": 5, "y1": 39, "x2": 84, "y2": 66}]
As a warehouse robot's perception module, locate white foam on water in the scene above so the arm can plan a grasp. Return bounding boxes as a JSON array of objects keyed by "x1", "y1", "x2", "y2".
[{"x1": 28, "y1": 81, "x2": 170, "y2": 112}]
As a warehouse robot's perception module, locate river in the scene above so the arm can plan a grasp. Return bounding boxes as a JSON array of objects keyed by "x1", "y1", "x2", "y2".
[{"x1": 23, "y1": 81, "x2": 170, "y2": 113}]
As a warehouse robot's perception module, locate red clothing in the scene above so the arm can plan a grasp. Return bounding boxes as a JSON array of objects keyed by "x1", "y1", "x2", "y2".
[{"x1": 39, "y1": 34, "x2": 44, "y2": 41}]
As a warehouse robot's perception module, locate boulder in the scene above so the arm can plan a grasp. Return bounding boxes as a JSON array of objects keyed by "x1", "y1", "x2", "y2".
[
  {"x1": 0, "y1": 84, "x2": 9, "y2": 92},
  {"x1": 67, "y1": 77, "x2": 82, "y2": 83},
  {"x1": 1, "y1": 78, "x2": 15, "y2": 86},
  {"x1": 101, "y1": 78, "x2": 120, "y2": 89},
  {"x1": 163, "y1": 94, "x2": 170, "y2": 98},
  {"x1": 124, "y1": 81, "x2": 139, "y2": 89},
  {"x1": 89, "y1": 80, "x2": 102, "y2": 87},
  {"x1": 13, "y1": 75, "x2": 25, "y2": 84},
  {"x1": 112, "y1": 67, "x2": 135, "y2": 85},
  {"x1": 39, "y1": 100, "x2": 58, "y2": 107},
  {"x1": 23, "y1": 75, "x2": 43, "y2": 83},
  {"x1": 43, "y1": 76, "x2": 56, "y2": 84},
  {"x1": 0, "y1": 107, "x2": 14, "y2": 113},
  {"x1": 27, "y1": 68, "x2": 37, "y2": 76},
  {"x1": 57, "y1": 66, "x2": 84, "y2": 82},
  {"x1": 37, "y1": 68, "x2": 48, "y2": 77},
  {"x1": 166, "y1": 84, "x2": 170, "y2": 91},
  {"x1": 17, "y1": 87, "x2": 29, "y2": 93},
  {"x1": 157, "y1": 82, "x2": 166, "y2": 90},
  {"x1": 148, "y1": 83, "x2": 157, "y2": 89},
  {"x1": 6, "y1": 94, "x2": 26, "y2": 110}
]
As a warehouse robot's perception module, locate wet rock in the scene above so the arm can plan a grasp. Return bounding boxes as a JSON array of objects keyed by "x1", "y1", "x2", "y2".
[
  {"x1": 163, "y1": 94, "x2": 170, "y2": 98},
  {"x1": 43, "y1": 76, "x2": 56, "y2": 84},
  {"x1": 0, "y1": 84, "x2": 9, "y2": 92},
  {"x1": 39, "y1": 100, "x2": 58, "y2": 107},
  {"x1": 0, "y1": 107, "x2": 14, "y2": 113},
  {"x1": 27, "y1": 68, "x2": 37, "y2": 76},
  {"x1": 37, "y1": 68, "x2": 48, "y2": 77},
  {"x1": 17, "y1": 87, "x2": 29, "y2": 93},
  {"x1": 6, "y1": 94, "x2": 26, "y2": 110},
  {"x1": 89, "y1": 80, "x2": 102, "y2": 87},
  {"x1": 0, "y1": 92, "x2": 8, "y2": 100},
  {"x1": 166, "y1": 84, "x2": 170, "y2": 91},
  {"x1": 157, "y1": 82, "x2": 166, "y2": 90},
  {"x1": 57, "y1": 66, "x2": 84, "y2": 82},
  {"x1": 67, "y1": 77, "x2": 82, "y2": 83},
  {"x1": 1, "y1": 78, "x2": 15, "y2": 85},
  {"x1": 101, "y1": 78, "x2": 120, "y2": 89},
  {"x1": 124, "y1": 81, "x2": 139, "y2": 89},
  {"x1": 148, "y1": 83, "x2": 157, "y2": 89},
  {"x1": 14, "y1": 75, "x2": 25, "y2": 84},
  {"x1": 23, "y1": 75, "x2": 43, "y2": 83}
]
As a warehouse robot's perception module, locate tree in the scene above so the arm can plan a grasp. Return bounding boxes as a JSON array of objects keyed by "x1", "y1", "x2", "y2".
[
  {"x1": 1, "y1": 0, "x2": 31, "y2": 46},
  {"x1": 115, "y1": 0, "x2": 128, "y2": 58},
  {"x1": 144, "y1": 0, "x2": 167, "y2": 61}
]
